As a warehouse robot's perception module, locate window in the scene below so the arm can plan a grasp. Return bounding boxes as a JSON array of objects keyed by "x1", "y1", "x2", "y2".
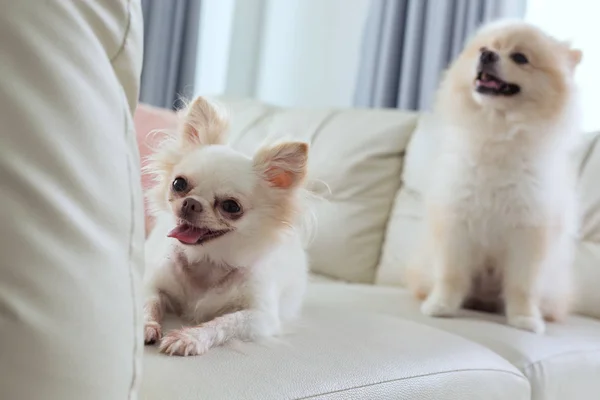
[{"x1": 526, "y1": 0, "x2": 600, "y2": 132}]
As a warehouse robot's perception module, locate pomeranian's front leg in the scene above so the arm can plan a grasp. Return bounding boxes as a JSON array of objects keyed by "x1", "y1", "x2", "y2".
[
  {"x1": 159, "y1": 309, "x2": 280, "y2": 356},
  {"x1": 143, "y1": 293, "x2": 167, "y2": 344},
  {"x1": 502, "y1": 227, "x2": 549, "y2": 334},
  {"x1": 421, "y1": 218, "x2": 480, "y2": 317}
]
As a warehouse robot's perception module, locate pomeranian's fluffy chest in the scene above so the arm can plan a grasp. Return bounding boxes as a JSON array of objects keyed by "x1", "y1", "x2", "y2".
[{"x1": 430, "y1": 128, "x2": 570, "y2": 246}]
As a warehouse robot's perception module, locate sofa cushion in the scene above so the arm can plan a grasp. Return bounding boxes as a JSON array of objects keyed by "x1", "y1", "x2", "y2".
[
  {"x1": 312, "y1": 282, "x2": 600, "y2": 400},
  {"x1": 215, "y1": 97, "x2": 418, "y2": 283},
  {"x1": 142, "y1": 283, "x2": 529, "y2": 400},
  {"x1": 573, "y1": 132, "x2": 600, "y2": 318},
  {"x1": 375, "y1": 114, "x2": 439, "y2": 286},
  {"x1": 0, "y1": 2, "x2": 145, "y2": 399},
  {"x1": 376, "y1": 113, "x2": 600, "y2": 319}
]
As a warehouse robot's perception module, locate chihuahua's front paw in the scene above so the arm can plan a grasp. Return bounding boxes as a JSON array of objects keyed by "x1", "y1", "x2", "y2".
[
  {"x1": 144, "y1": 321, "x2": 162, "y2": 344},
  {"x1": 159, "y1": 328, "x2": 212, "y2": 356},
  {"x1": 420, "y1": 296, "x2": 459, "y2": 318},
  {"x1": 507, "y1": 314, "x2": 545, "y2": 334}
]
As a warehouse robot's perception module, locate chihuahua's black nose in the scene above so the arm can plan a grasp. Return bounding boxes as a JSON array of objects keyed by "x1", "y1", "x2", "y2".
[
  {"x1": 480, "y1": 50, "x2": 498, "y2": 65},
  {"x1": 182, "y1": 198, "x2": 202, "y2": 215}
]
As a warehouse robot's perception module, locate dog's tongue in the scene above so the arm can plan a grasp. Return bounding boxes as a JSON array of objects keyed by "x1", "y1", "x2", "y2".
[
  {"x1": 167, "y1": 224, "x2": 205, "y2": 244},
  {"x1": 478, "y1": 79, "x2": 501, "y2": 89},
  {"x1": 478, "y1": 73, "x2": 501, "y2": 89}
]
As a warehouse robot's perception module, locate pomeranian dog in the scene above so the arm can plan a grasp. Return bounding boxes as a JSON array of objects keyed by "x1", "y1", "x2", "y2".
[
  {"x1": 407, "y1": 20, "x2": 583, "y2": 334},
  {"x1": 143, "y1": 96, "x2": 310, "y2": 356}
]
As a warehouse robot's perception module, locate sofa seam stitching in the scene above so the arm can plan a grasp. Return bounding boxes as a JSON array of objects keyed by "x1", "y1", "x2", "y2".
[
  {"x1": 126, "y1": 125, "x2": 141, "y2": 400},
  {"x1": 125, "y1": 110, "x2": 140, "y2": 399},
  {"x1": 117, "y1": 2, "x2": 139, "y2": 398},
  {"x1": 293, "y1": 368, "x2": 529, "y2": 400},
  {"x1": 305, "y1": 109, "x2": 339, "y2": 147},
  {"x1": 577, "y1": 133, "x2": 599, "y2": 178},
  {"x1": 111, "y1": 0, "x2": 133, "y2": 63},
  {"x1": 522, "y1": 348, "x2": 600, "y2": 374}
]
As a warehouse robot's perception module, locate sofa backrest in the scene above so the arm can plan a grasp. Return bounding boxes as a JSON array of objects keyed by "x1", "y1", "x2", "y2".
[
  {"x1": 218, "y1": 97, "x2": 418, "y2": 283},
  {"x1": 137, "y1": 99, "x2": 600, "y2": 318},
  {"x1": 377, "y1": 113, "x2": 600, "y2": 319}
]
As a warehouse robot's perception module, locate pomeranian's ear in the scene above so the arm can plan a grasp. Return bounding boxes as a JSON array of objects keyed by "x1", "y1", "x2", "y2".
[
  {"x1": 561, "y1": 41, "x2": 583, "y2": 70},
  {"x1": 568, "y1": 48, "x2": 583, "y2": 69},
  {"x1": 253, "y1": 142, "x2": 309, "y2": 189},
  {"x1": 179, "y1": 96, "x2": 228, "y2": 146}
]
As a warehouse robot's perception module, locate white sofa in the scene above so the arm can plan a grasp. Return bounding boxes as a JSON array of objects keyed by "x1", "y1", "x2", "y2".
[{"x1": 141, "y1": 98, "x2": 600, "y2": 400}]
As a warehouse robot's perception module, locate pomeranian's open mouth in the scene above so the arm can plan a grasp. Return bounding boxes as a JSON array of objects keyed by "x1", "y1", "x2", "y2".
[
  {"x1": 167, "y1": 223, "x2": 231, "y2": 245},
  {"x1": 475, "y1": 72, "x2": 520, "y2": 96}
]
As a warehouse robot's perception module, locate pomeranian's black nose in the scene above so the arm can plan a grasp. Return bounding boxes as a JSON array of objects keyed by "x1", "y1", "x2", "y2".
[
  {"x1": 182, "y1": 198, "x2": 203, "y2": 215},
  {"x1": 480, "y1": 50, "x2": 498, "y2": 65}
]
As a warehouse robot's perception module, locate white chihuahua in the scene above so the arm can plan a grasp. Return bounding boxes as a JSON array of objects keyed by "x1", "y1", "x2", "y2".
[{"x1": 143, "y1": 97, "x2": 309, "y2": 356}]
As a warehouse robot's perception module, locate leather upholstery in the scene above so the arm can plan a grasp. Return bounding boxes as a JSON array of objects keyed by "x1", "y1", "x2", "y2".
[
  {"x1": 311, "y1": 281, "x2": 600, "y2": 400},
  {"x1": 0, "y1": 1, "x2": 144, "y2": 399},
  {"x1": 139, "y1": 98, "x2": 600, "y2": 399},
  {"x1": 142, "y1": 282, "x2": 530, "y2": 400}
]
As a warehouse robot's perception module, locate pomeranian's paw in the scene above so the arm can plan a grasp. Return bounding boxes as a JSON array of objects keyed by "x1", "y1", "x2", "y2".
[
  {"x1": 144, "y1": 321, "x2": 162, "y2": 344},
  {"x1": 159, "y1": 328, "x2": 212, "y2": 356},
  {"x1": 507, "y1": 314, "x2": 546, "y2": 334},
  {"x1": 542, "y1": 309, "x2": 565, "y2": 323},
  {"x1": 420, "y1": 297, "x2": 459, "y2": 318},
  {"x1": 541, "y1": 298, "x2": 570, "y2": 323}
]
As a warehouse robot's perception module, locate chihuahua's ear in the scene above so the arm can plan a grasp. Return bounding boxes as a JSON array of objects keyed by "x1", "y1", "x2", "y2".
[
  {"x1": 179, "y1": 96, "x2": 228, "y2": 146},
  {"x1": 254, "y1": 142, "x2": 309, "y2": 189}
]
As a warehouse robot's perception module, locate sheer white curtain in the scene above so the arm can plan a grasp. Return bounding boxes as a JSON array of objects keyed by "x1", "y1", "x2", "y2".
[
  {"x1": 194, "y1": 0, "x2": 370, "y2": 108},
  {"x1": 526, "y1": 0, "x2": 600, "y2": 132}
]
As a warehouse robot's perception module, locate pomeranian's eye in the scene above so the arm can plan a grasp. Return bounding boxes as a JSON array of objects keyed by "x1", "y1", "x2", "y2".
[
  {"x1": 172, "y1": 177, "x2": 188, "y2": 193},
  {"x1": 511, "y1": 52, "x2": 529, "y2": 65},
  {"x1": 220, "y1": 199, "x2": 241, "y2": 214}
]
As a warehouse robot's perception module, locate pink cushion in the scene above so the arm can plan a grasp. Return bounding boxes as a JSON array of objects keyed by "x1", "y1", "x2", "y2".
[{"x1": 134, "y1": 103, "x2": 178, "y2": 236}]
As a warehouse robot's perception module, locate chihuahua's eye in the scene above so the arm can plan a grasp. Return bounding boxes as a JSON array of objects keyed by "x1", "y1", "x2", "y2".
[
  {"x1": 511, "y1": 52, "x2": 528, "y2": 65},
  {"x1": 220, "y1": 199, "x2": 241, "y2": 214},
  {"x1": 172, "y1": 177, "x2": 188, "y2": 193}
]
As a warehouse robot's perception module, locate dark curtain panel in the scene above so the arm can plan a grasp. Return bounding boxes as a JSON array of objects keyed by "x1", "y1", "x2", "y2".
[
  {"x1": 354, "y1": 0, "x2": 526, "y2": 111},
  {"x1": 140, "y1": 0, "x2": 201, "y2": 109}
]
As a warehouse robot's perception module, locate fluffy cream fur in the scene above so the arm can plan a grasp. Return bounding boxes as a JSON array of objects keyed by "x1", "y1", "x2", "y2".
[
  {"x1": 407, "y1": 20, "x2": 583, "y2": 334},
  {"x1": 143, "y1": 96, "x2": 310, "y2": 356}
]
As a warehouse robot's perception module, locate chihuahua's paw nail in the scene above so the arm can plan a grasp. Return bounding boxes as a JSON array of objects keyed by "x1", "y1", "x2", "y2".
[
  {"x1": 144, "y1": 321, "x2": 162, "y2": 344},
  {"x1": 421, "y1": 298, "x2": 459, "y2": 318},
  {"x1": 159, "y1": 328, "x2": 210, "y2": 356},
  {"x1": 508, "y1": 315, "x2": 545, "y2": 334}
]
